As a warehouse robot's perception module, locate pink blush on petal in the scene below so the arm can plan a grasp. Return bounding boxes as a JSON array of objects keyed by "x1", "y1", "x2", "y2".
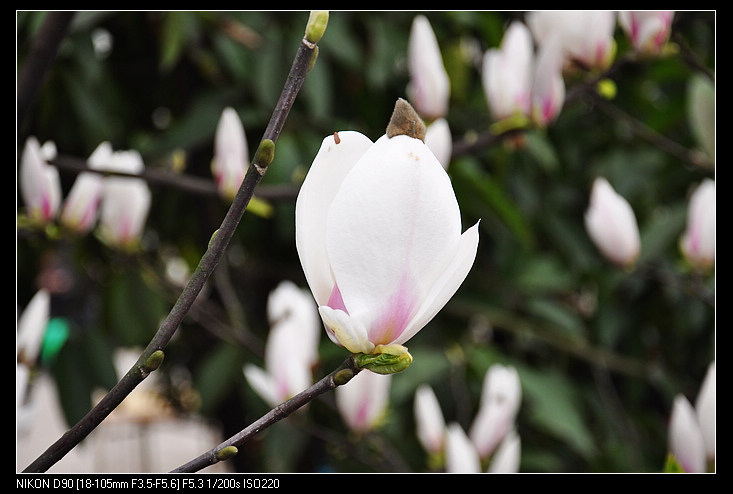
[
  {"x1": 369, "y1": 275, "x2": 417, "y2": 346},
  {"x1": 327, "y1": 282, "x2": 348, "y2": 313}
]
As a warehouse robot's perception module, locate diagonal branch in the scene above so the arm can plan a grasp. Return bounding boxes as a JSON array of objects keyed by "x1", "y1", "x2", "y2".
[
  {"x1": 22, "y1": 18, "x2": 319, "y2": 474},
  {"x1": 171, "y1": 356, "x2": 362, "y2": 473}
]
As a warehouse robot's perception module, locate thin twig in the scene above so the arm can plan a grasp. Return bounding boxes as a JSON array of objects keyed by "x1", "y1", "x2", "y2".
[
  {"x1": 22, "y1": 27, "x2": 317, "y2": 474},
  {"x1": 171, "y1": 356, "x2": 361, "y2": 473}
]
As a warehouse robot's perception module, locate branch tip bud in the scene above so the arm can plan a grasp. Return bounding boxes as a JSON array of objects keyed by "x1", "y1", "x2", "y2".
[
  {"x1": 386, "y1": 98, "x2": 426, "y2": 141},
  {"x1": 305, "y1": 11, "x2": 329, "y2": 44}
]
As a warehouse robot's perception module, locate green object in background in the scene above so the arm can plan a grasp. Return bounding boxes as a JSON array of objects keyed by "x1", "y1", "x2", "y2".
[{"x1": 41, "y1": 317, "x2": 70, "y2": 364}]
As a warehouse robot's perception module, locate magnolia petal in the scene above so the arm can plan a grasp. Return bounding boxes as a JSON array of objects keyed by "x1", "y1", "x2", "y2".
[
  {"x1": 326, "y1": 135, "x2": 464, "y2": 346},
  {"x1": 318, "y1": 306, "x2": 374, "y2": 354},
  {"x1": 397, "y1": 221, "x2": 479, "y2": 346},
  {"x1": 295, "y1": 131, "x2": 373, "y2": 306}
]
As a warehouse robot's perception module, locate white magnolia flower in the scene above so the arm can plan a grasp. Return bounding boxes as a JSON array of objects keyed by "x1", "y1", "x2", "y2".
[{"x1": 295, "y1": 100, "x2": 479, "y2": 356}]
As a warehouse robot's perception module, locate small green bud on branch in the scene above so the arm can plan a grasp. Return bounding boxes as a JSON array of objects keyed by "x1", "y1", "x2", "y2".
[
  {"x1": 215, "y1": 446, "x2": 238, "y2": 462},
  {"x1": 143, "y1": 350, "x2": 165, "y2": 373},
  {"x1": 254, "y1": 139, "x2": 275, "y2": 172},
  {"x1": 333, "y1": 368, "x2": 355, "y2": 385}
]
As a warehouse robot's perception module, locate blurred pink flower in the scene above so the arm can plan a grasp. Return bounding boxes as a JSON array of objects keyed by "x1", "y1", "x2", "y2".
[
  {"x1": 584, "y1": 177, "x2": 641, "y2": 269},
  {"x1": 97, "y1": 149, "x2": 151, "y2": 250},
  {"x1": 60, "y1": 142, "x2": 112, "y2": 234},
  {"x1": 335, "y1": 370, "x2": 391, "y2": 433},
  {"x1": 527, "y1": 11, "x2": 616, "y2": 70},
  {"x1": 619, "y1": 11, "x2": 675, "y2": 55},
  {"x1": 482, "y1": 21, "x2": 534, "y2": 121},
  {"x1": 19, "y1": 137, "x2": 61, "y2": 225},
  {"x1": 680, "y1": 179, "x2": 715, "y2": 271},
  {"x1": 482, "y1": 20, "x2": 565, "y2": 127}
]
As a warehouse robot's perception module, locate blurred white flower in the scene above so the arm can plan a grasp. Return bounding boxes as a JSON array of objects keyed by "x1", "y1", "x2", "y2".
[
  {"x1": 669, "y1": 394, "x2": 706, "y2": 473},
  {"x1": 335, "y1": 370, "x2": 391, "y2": 433},
  {"x1": 482, "y1": 20, "x2": 565, "y2": 128},
  {"x1": 526, "y1": 11, "x2": 616, "y2": 70},
  {"x1": 680, "y1": 179, "x2": 715, "y2": 271},
  {"x1": 424, "y1": 118, "x2": 452, "y2": 169},
  {"x1": 482, "y1": 21, "x2": 534, "y2": 122},
  {"x1": 407, "y1": 15, "x2": 450, "y2": 120},
  {"x1": 212, "y1": 107, "x2": 249, "y2": 202},
  {"x1": 17, "y1": 289, "x2": 50, "y2": 366},
  {"x1": 584, "y1": 177, "x2": 641, "y2": 269},
  {"x1": 695, "y1": 361, "x2": 715, "y2": 461},
  {"x1": 488, "y1": 430, "x2": 521, "y2": 473},
  {"x1": 244, "y1": 281, "x2": 320, "y2": 407},
  {"x1": 531, "y1": 35, "x2": 566, "y2": 127},
  {"x1": 60, "y1": 142, "x2": 112, "y2": 234},
  {"x1": 469, "y1": 364, "x2": 522, "y2": 459},
  {"x1": 414, "y1": 384, "x2": 446, "y2": 454},
  {"x1": 97, "y1": 149, "x2": 152, "y2": 250},
  {"x1": 445, "y1": 423, "x2": 481, "y2": 473},
  {"x1": 19, "y1": 137, "x2": 62, "y2": 225}
]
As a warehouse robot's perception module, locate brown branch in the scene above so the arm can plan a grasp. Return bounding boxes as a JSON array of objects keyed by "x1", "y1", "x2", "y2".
[{"x1": 171, "y1": 356, "x2": 362, "y2": 473}]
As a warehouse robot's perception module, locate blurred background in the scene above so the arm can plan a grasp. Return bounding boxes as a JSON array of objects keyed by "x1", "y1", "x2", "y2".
[{"x1": 17, "y1": 11, "x2": 715, "y2": 473}]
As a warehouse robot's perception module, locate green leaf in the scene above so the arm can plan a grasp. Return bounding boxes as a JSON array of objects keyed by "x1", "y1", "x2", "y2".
[
  {"x1": 451, "y1": 156, "x2": 534, "y2": 249},
  {"x1": 520, "y1": 366, "x2": 596, "y2": 458}
]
